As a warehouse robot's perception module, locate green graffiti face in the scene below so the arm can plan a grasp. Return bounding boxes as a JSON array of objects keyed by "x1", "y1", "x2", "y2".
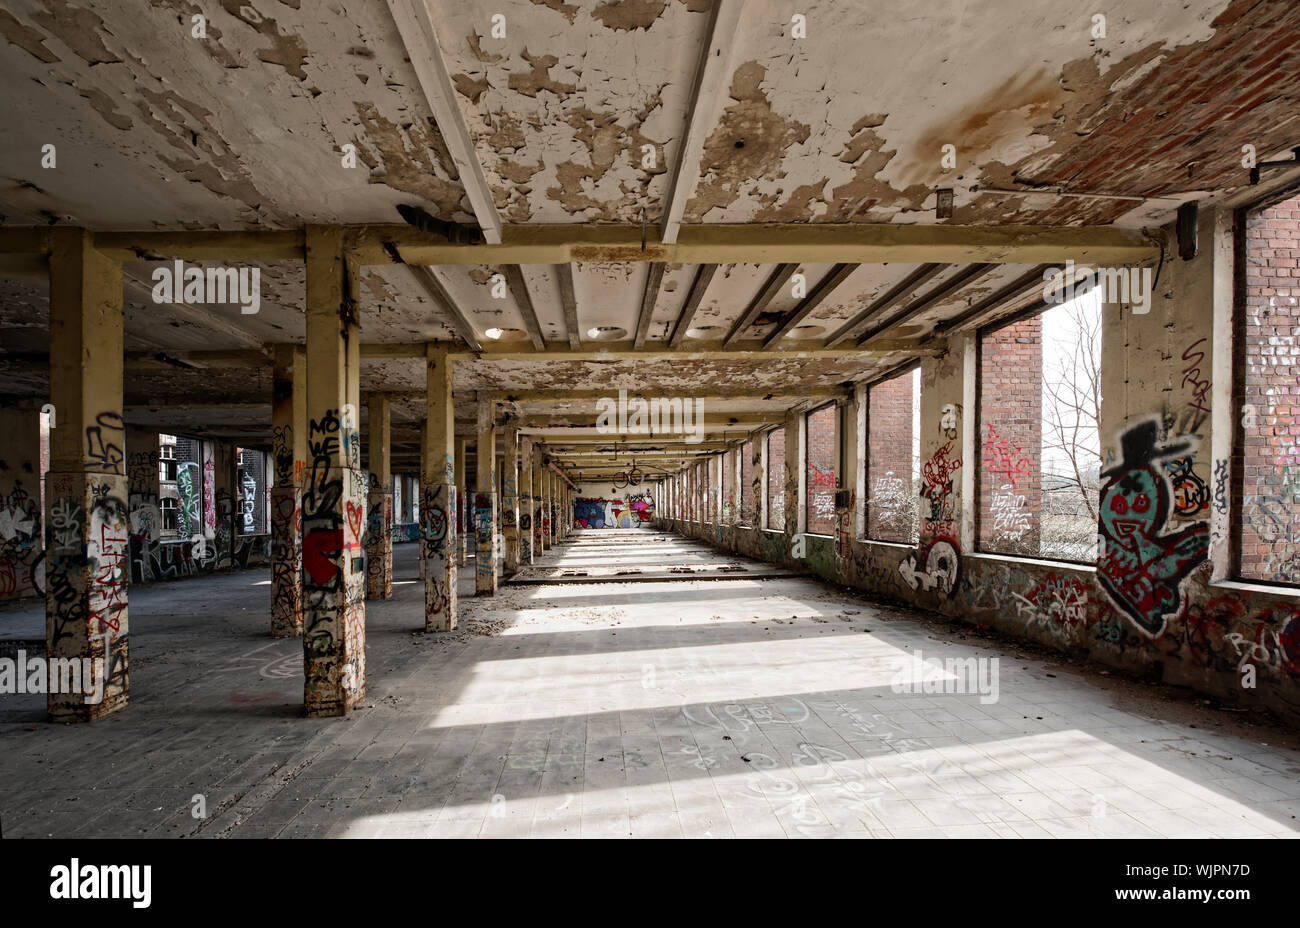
[{"x1": 1101, "y1": 467, "x2": 1164, "y2": 545}]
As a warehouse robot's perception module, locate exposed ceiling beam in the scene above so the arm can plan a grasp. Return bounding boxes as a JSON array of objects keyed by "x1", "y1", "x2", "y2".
[
  {"x1": 667, "y1": 263, "x2": 718, "y2": 348},
  {"x1": 531, "y1": 437, "x2": 740, "y2": 447},
  {"x1": 518, "y1": 413, "x2": 783, "y2": 428},
  {"x1": 824, "y1": 264, "x2": 947, "y2": 347},
  {"x1": 547, "y1": 443, "x2": 731, "y2": 454},
  {"x1": 384, "y1": 0, "x2": 503, "y2": 244},
  {"x1": 14, "y1": 338, "x2": 947, "y2": 374},
  {"x1": 407, "y1": 265, "x2": 482, "y2": 352},
  {"x1": 857, "y1": 263, "x2": 995, "y2": 345},
  {"x1": 64, "y1": 224, "x2": 1163, "y2": 267},
  {"x1": 502, "y1": 265, "x2": 546, "y2": 351},
  {"x1": 659, "y1": 0, "x2": 745, "y2": 244},
  {"x1": 633, "y1": 262, "x2": 667, "y2": 349},
  {"x1": 122, "y1": 270, "x2": 264, "y2": 348},
  {"x1": 762, "y1": 263, "x2": 858, "y2": 348},
  {"x1": 556, "y1": 263, "x2": 580, "y2": 350},
  {"x1": 723, "y1": 263, "x2": 796, "y2": 347},
  {"x1": 494, "y1": 389, "x2": 838, "y2": 403},
  {"x1": 927, "y1": 264, "x2": 1053, "y2": 338}
]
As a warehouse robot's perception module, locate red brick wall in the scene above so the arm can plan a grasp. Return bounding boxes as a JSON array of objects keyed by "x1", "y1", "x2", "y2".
[
  {"x1": 867, "y1": 369, "x2": 917, "y2": 542},
  {"x1": 979, "y1": 315, "x2": 1043, "y2": 555},
  {"x1": 1239, "y1": 193, "x2": 1300, "y2": 583},
  {"x1": 767, "y1": 427, "x2": 786, "y2": 531},
  {"x1": 806, "y1": 404, "x2": 837, "y2": 534}
]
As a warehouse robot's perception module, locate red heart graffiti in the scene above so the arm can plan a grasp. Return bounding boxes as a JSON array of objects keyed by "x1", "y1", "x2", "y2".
[{"x1": 346, "y1": 502, "x2": 364, "y2": 541}]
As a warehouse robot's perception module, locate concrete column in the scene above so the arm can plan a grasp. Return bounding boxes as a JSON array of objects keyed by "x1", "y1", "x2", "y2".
[
  {"x1": 302, "y1": 226, "x2": 365, "y2": 716},
  {"x1": 421, "y1": 345, "x2": 457, "y2": 631},
  {"x1": 271, "y1": 345, "x2": 306, "y2": 637},
  {"x1": 533, "y1": 453, "x2": 545, "y2": 553},
  {"x1": 45, "y1": 228, "x2": 128, "y2": 721},
  {"x1": 537, "y1": 465, "x2": 548, "y2": 551},
  {"x1": 784, "y1": 410, "x2": 805, "y2": 559},
  {"x1": 475, "y1": 392, "x2": 498, "y2": 595},
  {"x1": 0, "y1": 409, "x2": 44, "y2": 599},
  {"x1": 365, "y1": 394, "x2": 393, "y2": 599},
  {"x1": 553, "y1": 470, "x2": 564, "y2": 543},
  {"x1": 212, "y1": 441, "x2": 236, "y2": 570},
  {"x1": 455, "y1": 436, "x2": 468, "y2": 566},
  {"x1": 503, "y1": 423, "x2": 520, "y2": 574},
  {"x1": 751, "y1": 438, "x2": 764, "y2": 530},
  {"x1": 520, "y1": 439, "x2": 534, "y2": 564}
]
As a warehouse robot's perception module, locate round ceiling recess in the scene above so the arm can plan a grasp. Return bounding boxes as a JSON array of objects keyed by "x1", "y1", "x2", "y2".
[
  {"x1": 787, "y1": 325, "x2": 825, "y2": 340},
  {"x1": 685, "y1": 325, "x2": 723, "y2": 339},
  {"x1": 484, "y1": 327, "x2": 530, "y2": 342},
  {"x1": 585, "y1": 326, "x2": 627, "y2": 341}
]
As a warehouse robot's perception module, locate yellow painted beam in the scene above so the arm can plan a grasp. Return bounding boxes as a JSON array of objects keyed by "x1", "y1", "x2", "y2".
[
  {"x1": 0, "y1": 223, "x2": 1161, "y2": 267},
  {"x1": 95, "y1": 230, "x2": 305, "y2": 262}
]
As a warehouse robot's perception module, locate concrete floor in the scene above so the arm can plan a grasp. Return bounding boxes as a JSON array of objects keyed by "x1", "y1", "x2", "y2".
[{"x1": 1, "y1": 529, "x2": 1298, "y2": 839}]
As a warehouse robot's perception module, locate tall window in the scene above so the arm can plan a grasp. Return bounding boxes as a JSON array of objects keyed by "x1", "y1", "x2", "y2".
[
  {"x1": 806, "y1": 404, "x2": 837, "y2": 534},
  {"x1": 766, "y1": 427, "x2": 786, "y2": 531},
  {"x1": 1237, "y1": 192, "x2": 1300, "y2": 584},
  {"x1": 978, "y1": 291, "x2": 1102, "y2": 562},
  {"x1": 740, "y1": 439, "x2": 754, "y2": 525},
  {"x1": 173, "y1": 436, "x2": 205, "y2": 539},
  {"x1": 867, "y1": 367, "x2": 920, "y2": 543}
]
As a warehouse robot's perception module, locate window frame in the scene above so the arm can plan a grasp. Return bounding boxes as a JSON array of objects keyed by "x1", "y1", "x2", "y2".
[
  {"x1": 804, "y1": 400, "x2": 838, "y2": 537},
  {"x1": 863, "y1": 361, "x2": 921, "y2": 544},
  {"x1": 1230, "y1": 181, "x2": 1300, "y2": 588}
]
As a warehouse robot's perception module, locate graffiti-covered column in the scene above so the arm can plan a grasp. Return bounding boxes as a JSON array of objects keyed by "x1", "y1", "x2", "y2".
[
  {"x1": 302, "y1": 226, "x2": 365, "y2": 716},
  {"x1": 455, "y1": 436, "x2": 468, "y2": 566},
  {"x1": 45, "y1": 228, "x2": 128, "y2": 721},
  {"x1": 899, "y1": 344, "x2": 969, "y2": 600},
  {"x1": 271, "y1": 345, "x2": 306, "y2": 637},
  {"x1": 212, "y1": 442, "x2": 236, "y2": 570},
  {"x1": 1097, "y1": 223, "x2": 1216, "y2": 640},
  {"x1": 533, "y1": 452, "x2": 545, "y2": 553},
  {"x1": 549, "y1": 468, "x2": 559, "y2": 545},
  {"x1": 520, "y1": 439, "x2": 533, "y2": 564},
  {"x1": 422, "y1": 345, "x2": 457, "y2": 631},
  {"x1": 475, "y1": 392, "x2": 498, "y2": 595},
  {"x1": 784, "y1": 410, "x2": 804, "y2": 560},
  {"x1": 503, "y1": 423, "x2": 520, "y2": 574},
  {"x1": 365, "y1": 394, "x2": 393, "y2": 599},
  {"x1": 540, "y1": 466, "x2": 551, "y2": 551}
]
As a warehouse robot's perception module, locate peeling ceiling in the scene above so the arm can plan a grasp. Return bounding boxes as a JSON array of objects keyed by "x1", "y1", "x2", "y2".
[{"x1": 1, "y1": 0, "x2": 1297, "y2": 466}]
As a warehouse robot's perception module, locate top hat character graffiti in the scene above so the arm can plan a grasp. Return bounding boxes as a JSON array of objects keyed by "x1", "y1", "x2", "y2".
[{"x1": 1097, "y1": 420, "x2": 1209, "y2": 637}]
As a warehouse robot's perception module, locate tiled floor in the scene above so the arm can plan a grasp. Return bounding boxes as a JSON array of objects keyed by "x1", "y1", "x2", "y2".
[{"x1": 1, "y1": 530, "x2": 1297, "y2": 838}]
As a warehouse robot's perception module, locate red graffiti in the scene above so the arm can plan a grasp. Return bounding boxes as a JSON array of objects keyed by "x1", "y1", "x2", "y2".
[
  {"x1": 303, "y1": 529, "x2": 343, "y2": 587},
  {"x1": 345, "y1": 501, "x2": 364, "y2": 542},
  {"x1": 983, "y1": 422, "x2": 1032, "y2": 490}
]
